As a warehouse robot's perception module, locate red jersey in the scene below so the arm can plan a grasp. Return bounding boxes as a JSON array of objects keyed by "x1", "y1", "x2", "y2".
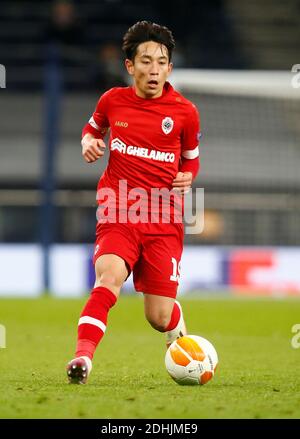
[{"x1": 82, "y1": 82, "x2": 200, "y2": 219}]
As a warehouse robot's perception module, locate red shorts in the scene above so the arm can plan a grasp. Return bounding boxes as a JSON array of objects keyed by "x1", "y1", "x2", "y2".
[{"x1": 93, "y1": 221, "x2": 184, "y2": 298}]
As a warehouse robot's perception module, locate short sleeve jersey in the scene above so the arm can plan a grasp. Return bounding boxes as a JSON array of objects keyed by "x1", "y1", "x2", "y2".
[{"x1": 86, "y1": 81, "x2": 200, "y2": 213}]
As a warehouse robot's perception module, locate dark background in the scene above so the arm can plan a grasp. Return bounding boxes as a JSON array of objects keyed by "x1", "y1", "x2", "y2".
[{"x1": 0, "y1": 0, "x2": 300, "y2": 246}]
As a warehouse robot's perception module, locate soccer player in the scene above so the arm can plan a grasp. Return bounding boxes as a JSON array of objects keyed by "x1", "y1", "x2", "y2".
[{"x1": 66, "y1": 21, "x2": 200, "y2": 384}]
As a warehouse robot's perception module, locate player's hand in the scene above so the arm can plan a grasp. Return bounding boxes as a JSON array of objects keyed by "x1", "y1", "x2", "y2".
[
  {"x1": 172, "y1": 172, "x2": 193, "y2": 194},
  {"x1": 81, "y1": 134, "x2": 106, "y2": 163}
]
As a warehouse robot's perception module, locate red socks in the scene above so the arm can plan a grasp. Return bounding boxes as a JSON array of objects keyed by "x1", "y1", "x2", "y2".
[
  {"x1": 75, "y1": 290, "x2": 180, "y2": 359},
  {"x1": 75, "y1": 286, "x2": 117, "y2": 360},
  {"x1": 165, "y1": 301, "x2": 181, "y2": 332}
]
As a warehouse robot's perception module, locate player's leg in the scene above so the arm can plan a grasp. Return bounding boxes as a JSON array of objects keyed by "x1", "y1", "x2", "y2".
[
  {"x1": 143, "y1": 294, "x2": 175, "y2": 332},
  {"x1": 67, "y1": 254, "x2": 128, "y2": 384},
  {"x1": 76, "y1": 253, "x2": 128, "y2": 358},
  {"x1": 143, "y1": 294, "x2": 187, "y2": 347},
  {"x1": 133, "y1": 223, "x2": 186, "y2": 347},
  {"x1": 67, "y1": 222, "x2": 139, "y2": 384}
]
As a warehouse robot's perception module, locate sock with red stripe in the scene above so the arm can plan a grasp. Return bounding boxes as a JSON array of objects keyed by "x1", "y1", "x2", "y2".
[
  {"x1": 75, "y1": 286, "x2": 117, "y2": 360},
  {"x1": 165, "y1": 301, "x2": 181, "y2": 332}
]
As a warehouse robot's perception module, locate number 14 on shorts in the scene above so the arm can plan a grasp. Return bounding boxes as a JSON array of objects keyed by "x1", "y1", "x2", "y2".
[{"x1": 170, "y1": 257, "x2": 181, "y2": 282}]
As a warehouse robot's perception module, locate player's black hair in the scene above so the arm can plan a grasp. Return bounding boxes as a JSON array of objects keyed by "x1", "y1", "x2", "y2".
[{"x1": 122, "y1": 21, "x2": 175, "y2": 62}]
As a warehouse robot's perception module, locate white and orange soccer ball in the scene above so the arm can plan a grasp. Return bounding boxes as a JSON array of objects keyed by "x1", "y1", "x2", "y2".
[{"x1": 165, "y1": 335, "x2": 218, "y2": 385}]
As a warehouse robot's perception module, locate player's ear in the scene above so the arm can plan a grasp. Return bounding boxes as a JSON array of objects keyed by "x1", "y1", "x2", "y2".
[
  {"x1": 125, "y1": 59, "x2": 134, "y2": 76},
  {"x1": 167, "y1": 62, "x2": 173, "y2": 76}
]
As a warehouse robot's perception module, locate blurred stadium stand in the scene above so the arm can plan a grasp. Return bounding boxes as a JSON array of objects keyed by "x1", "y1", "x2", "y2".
[
  {"x1": 2, "y1": 0, "x2": 300, "y2": 90},
  {"x1": 1, "y1": 0, "x2": 300, "y2": 247}
]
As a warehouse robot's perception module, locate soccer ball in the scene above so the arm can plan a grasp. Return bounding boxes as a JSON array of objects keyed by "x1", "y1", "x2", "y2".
[{"x1": 165, "y1": 335, "x2": 218, "y2": 385}]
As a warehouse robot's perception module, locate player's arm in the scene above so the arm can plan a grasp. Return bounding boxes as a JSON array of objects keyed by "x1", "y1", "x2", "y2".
[
  {"x1": 81, "y1": 93, "x2": 110, "y2": 163},
  {"x1": 172, "y1": 105, "x2": 200, "y2": 193}
]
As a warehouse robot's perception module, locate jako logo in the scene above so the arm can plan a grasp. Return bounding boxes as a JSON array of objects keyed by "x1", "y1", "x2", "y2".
[
  {"x1": 115, "y1": 121, "x2": 128, "y2": 127},
  {"x1": 110, "y1": 138, "x2": 175, "y2": 163},
  {"x1": 291, "y1": 324, "x2": 300, "y2": 348}
]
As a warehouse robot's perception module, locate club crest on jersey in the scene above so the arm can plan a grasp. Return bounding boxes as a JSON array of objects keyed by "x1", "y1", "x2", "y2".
[{"x1": 162, "y1": 117, "x2": 174, "y2": 135}]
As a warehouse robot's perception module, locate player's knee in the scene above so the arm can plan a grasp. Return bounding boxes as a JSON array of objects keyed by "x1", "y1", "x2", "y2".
[
  {"x1": 146, "y1": 311, "x2": 171, "y2": 333},
  {"x1": 96, "y1": 271, "x2": 122, "y2": 295}
]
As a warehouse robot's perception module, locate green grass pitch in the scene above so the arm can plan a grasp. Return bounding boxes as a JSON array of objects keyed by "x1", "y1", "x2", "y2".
[{"x1": 0, "y1": 295, "x2": 300, "y2": 419}]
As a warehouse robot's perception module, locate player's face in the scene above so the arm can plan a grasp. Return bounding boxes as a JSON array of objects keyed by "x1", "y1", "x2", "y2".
[{"x1": 125, "y1": 41, "x2": 173, "y2": 99}]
